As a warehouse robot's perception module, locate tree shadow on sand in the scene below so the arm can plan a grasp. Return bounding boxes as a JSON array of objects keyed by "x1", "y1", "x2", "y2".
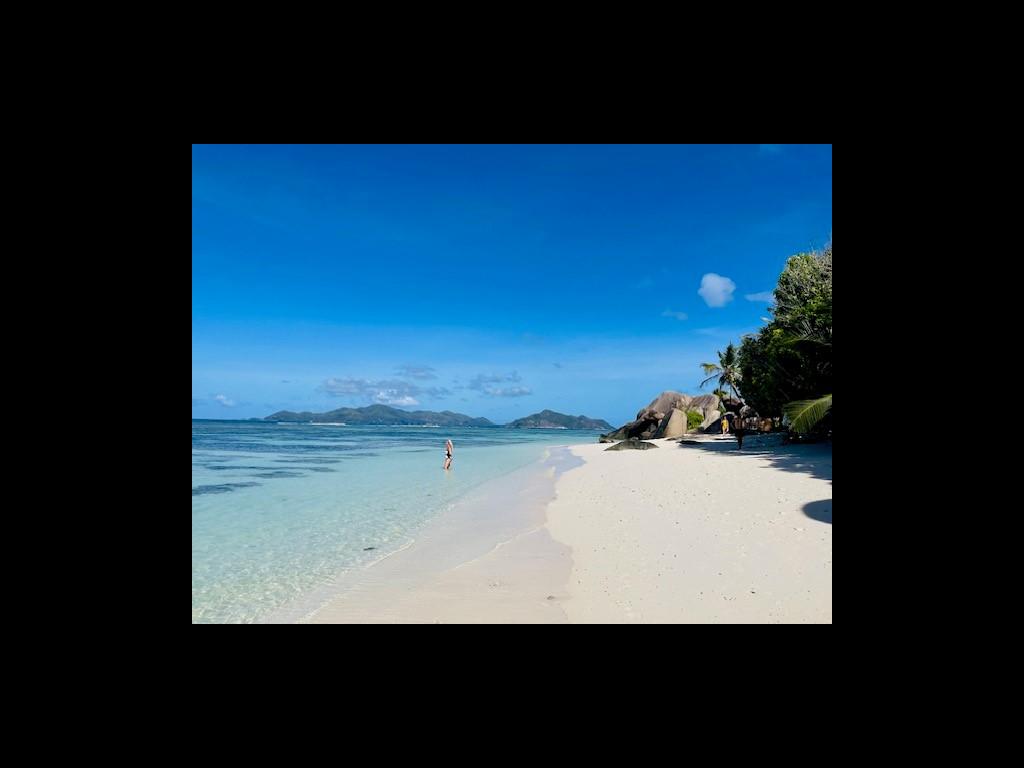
[
  {"x1": 676, "y1": 436, "x2": 832, "y2": 485},
  {"x1": 803, "y1": 499, "x2": 832, "y2": 524}
]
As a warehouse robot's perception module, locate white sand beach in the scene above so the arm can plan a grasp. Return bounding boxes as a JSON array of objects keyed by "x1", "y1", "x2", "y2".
[
  {"x1": 547, "y1": 436, "x2": 831, "y2": 623},
  {"x1": 301, "y1": 434, "x2": 831, "y2": 624},
  {"x1": 193, "y1": 145, "x2": 833, "y2": 626}
]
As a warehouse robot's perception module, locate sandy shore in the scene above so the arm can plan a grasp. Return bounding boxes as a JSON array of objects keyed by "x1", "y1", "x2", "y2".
[
  {"x1": 298, "y1": 448, "x2": 579, "y2": 623},
  {"x1": 548, "y1": 436, "x2": 831, "y2": 623},
  {"x1": 299, "y1": 434, "x2": 831, "y2": 624}
]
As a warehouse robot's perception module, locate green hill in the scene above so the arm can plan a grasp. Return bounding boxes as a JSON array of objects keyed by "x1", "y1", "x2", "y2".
[
  {"x1": 265, "y1": 404, "x2": 494, "y2": 427},
  {"x1": 505, "y1": 410, "x2": 613, "y2": 430}
]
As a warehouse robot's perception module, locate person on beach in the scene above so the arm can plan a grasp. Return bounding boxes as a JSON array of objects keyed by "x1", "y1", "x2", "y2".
[
  {"x1": 444, "y1": 439, "x2": 453, "y2": 470},
  {"x1": 734, "y1": 415, "x2": 746, "y2": 450},
  {"x1": 722, "y1": 416, "x2": 730, "y2": 434}
]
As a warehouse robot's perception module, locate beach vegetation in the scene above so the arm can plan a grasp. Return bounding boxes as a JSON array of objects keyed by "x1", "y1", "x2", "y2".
[
  {"x1": 736, "y1": 243, "x2": 832, "y2": 430},
  {"x1": 686, "y1": 410, "x2": 704, "y2": 431}
]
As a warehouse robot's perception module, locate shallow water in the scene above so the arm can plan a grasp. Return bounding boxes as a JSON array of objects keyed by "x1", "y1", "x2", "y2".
[{"x1": 192, "y1": 420, "x2": 595, "y2": 623}]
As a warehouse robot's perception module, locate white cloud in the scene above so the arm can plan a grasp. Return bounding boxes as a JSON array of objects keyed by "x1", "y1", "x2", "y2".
[
  {"x1": 319, "y1": 377, "x2": 452, "y2": 406},
  {"x1": 214, "y1": 394, "x2": 235, "y2": 407},
  {"x1": 698, "y1": 273, "x2": 736, "y2": 307},
  {"x1": 319, "y1": 377, "x2": 450, "y2": 406},
  {"x1": 661, "y1": 309, "x2": 689, "y2": 321},
  {"x1": 468, "y1": 372, "x2": 532, "y2": 397},
  {"x1": 488, "y1": 386, "x2": 531, "y2": 398},
  {"x1": 382, "y1": 394, "x2": 419, "y2": 406},
  {"x1": 470, "y1": 372, "x2": 521, "y2": 386},
  {"x1": 321, "y1": 378, "x2": 370, "y2": 397},
  {"x1": 744, "y1": 291, "x2": 774, "y2": 303},
  {"x1": 695, "y1": 326, "x2": 759, "y2": 339},
  {"x1": 395, "y1": 365, "x2": 437, "y2": 380}
]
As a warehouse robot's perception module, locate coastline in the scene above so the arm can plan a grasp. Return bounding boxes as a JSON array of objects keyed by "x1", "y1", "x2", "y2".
[
  {"x1": 267, "y1": 444, "x2": 585, "y2": 624},
  {"x1": 280, "y1": 433, "x2": 831, "y2": 624}
]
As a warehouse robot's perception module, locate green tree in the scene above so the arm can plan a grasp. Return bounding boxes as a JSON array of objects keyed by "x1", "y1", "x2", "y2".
[
  {"x1": 737, "y1": 243, "x2": 832, "y2": 418},
  {"x1": 700, "y1": 343, "x2": 743, "y2": 400}
]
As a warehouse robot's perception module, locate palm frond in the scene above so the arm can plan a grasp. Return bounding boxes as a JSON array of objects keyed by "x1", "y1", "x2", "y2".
[
  {"x1": 783, "y1": 395, "x2": 832, "y2": 433},
  {"x1": 721, "y1": 343, "x2": 737, "y2": 366},
  {"x1": 700, "y1": 363, "x2": 721, "y2": 376}
]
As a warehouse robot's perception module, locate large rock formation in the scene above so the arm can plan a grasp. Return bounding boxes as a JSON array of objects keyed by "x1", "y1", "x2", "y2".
[
  {"x1": 600, "y1": 391, "x2": 721, "y2": 441},
  {"x1": 721, "y1": 396, "x2": 744, "y2": 414},
  {"x1": 659, "y1": 408, "x2": 688, "y2": 439},
  {"x1": 686, "y1": 394, "x2": 720, "y2": 415},
  {"x1": 700, "y1": 409, "x2": 721, "y2": 431},
  {"x1": 638, "y1": 391, "x2": 691, "y2": 418}
]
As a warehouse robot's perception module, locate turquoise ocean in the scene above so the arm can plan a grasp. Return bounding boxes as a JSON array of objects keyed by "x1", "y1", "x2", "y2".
[{"x1": 192, "y1": 420, "x2": 594, "y2": 623}]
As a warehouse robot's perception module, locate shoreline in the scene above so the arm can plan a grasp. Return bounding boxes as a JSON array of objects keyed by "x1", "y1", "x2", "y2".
[
  {"x1": 271, "y1": 433, "x2": 832, "y2": 624},
  {"x1": 265, "y1": 444, "x2": 586, "y2": 624}
]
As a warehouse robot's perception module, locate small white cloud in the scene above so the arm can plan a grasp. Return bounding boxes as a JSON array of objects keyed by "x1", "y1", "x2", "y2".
[
  {"x1": 395, "y1": 365, "x2": 436, "y2": 380},
  {"x1": 745, "y1": 291, "x2": 774, "y2": 303},
  {"x1": 377, "y1": 393, "x2": 419, "y2": 406},
  {"x1": 320, "y1": 377, "x2": 438, "y2": 406},
  {"x1": 696, "y1": 326, "x2": 758, "y2": 339},
  {"x1": 661, "y1": 309, "x2": 689, "y2": 321},
  {"x1": 698, "y1": 274, "x2": 736, "y2": 307},
  {"x1": 468, "y1": 372, "x2": 531, "y2": 397},
  {"x1": 486, "y1": 386, "x2": 532, "y2": 398},
  {"x1": 214, "y1": 394, "x2": 236, "y2": 407}
]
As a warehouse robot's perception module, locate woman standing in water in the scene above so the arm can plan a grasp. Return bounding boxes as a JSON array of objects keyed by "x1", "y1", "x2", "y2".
[{"x1": 444, "y1": 438, "x2": 453, "y2": 470}]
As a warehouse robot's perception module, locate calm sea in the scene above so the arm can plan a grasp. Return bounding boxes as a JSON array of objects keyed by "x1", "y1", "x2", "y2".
[{"x1": 192, "y1": 420, "x2": 595, "y2": 623}]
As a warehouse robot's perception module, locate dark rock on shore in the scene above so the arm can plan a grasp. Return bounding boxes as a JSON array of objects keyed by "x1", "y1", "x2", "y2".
[{"x1": 604, "y1": 440, "x2": 658, "y2": 451}]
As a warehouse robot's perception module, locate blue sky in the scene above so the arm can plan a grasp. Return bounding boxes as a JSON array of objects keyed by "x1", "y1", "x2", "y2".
[{"x1": 192, "y1": 144, "x2": 832, "y2": 425}]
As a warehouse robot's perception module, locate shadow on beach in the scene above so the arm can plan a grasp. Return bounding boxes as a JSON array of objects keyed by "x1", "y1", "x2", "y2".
[
  {"x1": 676, "y1": 435, "x2": 832, "y2": 485},
  {"x1": 803, "y1": 499, "x2": 832, "y2": 524}
]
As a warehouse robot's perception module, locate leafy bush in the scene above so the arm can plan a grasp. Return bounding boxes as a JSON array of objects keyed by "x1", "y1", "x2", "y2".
[{"x1": 686, "y1": 410, "x2": 703, "y2": 431}]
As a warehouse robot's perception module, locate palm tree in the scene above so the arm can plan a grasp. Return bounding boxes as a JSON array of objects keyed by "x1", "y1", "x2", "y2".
[
  {"x1": 780, "y1": 318, "x2": 832, "y2": 433},
  {"x1": 700, "y1": 343, "x2": 742, "y2": 401},
  {"x1": 783, "y1": 394, "x2": 832, "y2": 433}
]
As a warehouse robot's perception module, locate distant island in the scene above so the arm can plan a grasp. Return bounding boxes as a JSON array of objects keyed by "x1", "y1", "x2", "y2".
[
  {"x1": 505, "y1": 410, "x2": 613, "y2": 430},
  {"x1": 265, "y1": 404, "x2": 495, "y2": 427},
  {"x1": 263, "y1": 405, "x2": 611, "y2": 429}
]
